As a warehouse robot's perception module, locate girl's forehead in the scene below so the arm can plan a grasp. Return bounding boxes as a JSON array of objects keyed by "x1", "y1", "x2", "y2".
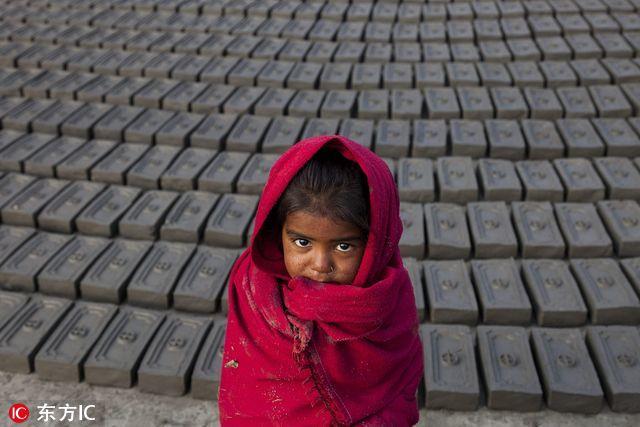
[{"x1": 284, "y1": 211, "x2": 364, "y2": 241}]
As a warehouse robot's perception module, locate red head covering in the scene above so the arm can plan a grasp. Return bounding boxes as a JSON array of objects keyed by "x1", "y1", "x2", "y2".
[{"x1": 219, "y1": 135, "x2": 423, "y2": 426}]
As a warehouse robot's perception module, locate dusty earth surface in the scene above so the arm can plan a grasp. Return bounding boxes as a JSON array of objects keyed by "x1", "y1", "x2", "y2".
[{"x1": 1, "y1": 372, "x2": 639, "y2": 426}]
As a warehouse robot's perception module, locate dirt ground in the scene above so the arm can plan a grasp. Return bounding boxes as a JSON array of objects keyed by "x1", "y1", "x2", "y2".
[{"x1": 1, "y1": 372, "x2": 639, "y2": 426}]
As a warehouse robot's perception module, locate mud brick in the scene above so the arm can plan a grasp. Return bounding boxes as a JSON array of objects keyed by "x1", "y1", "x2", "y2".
[
  {"x1": 484, "y1": 120, "x2": 526, "y2": 160},
  {"x1": 0, "y1": 43, "x2": 30, "y2": 67},
  {"x1": 222, "y1": 87, "x2": 266, "y2": 115},
  {"x1": 84, "y1": 306, "x2": 164, "y2": 388},
  {"x1": 506, "y1": 39, "x2": 541, "y2": 63},
  {"x1": 277, "y1": 40, "x2": 312, "y2": 62},
  {"x1": 523, "y1": 259, "x2": 587, "y2": 326},
  {"x1": 174, "y1": 247, "x2": 236, "y2": 313},
  {"x1": 142, "y1": 52, "x2": 186, "y2": 78},
  {"x1": 261, "y1": 117, "x2": 304, "y2": 153},
  {"x1": 307, "y1": 19, "x2": 339, "y2": 42},
  {"x1": 318, "y1": 63, "x2": 351, "y2": 90},
  {"x1": 424, "y1": 203, "x2": 471, "y2": 259},
  {"x1": 125, "y1": 32, "x2": 163, "y2": 53},
  {"x1": 467, "y1": 202, "x2": 518, "y2": 258},
  {"x1": 0, "y1": 70, "x2": 42, "y2": 97},
  {"x1": 191, "y1": 85, "x2": 235, "y2": 114},
  {"x1": 556, "y1": 119, "x2": 605, "y2": 157},
  {"x1": 301, "y1": 118, "x2": 340, "y2": 139},
  {"x1": 554, "y1": 158, "x2": 605, "y2": 202},
  {"x1": 457, "y1": 87, "x2": 494, "y2": 120},
  {"x1": 414, "y1": 63, "x2": 445, "y2": 88},
  {"x1": 555, "y1": 87, "x2": 597, "y2": 119},
  {"x1": 602, "y1": 59, "x2": 640, "y2": 84},
  {"x1": 522, "y1": 88, "x2": 563, "y2": 120},
  {"x1": 237, "y1": 153, "x2": 278, "y2": 195},
  {"x1": 0, "y1": 295, "x2": 72, "y2": 373},
  {"x1": 516, "y1": 161, "x2": 564, "y2": 202},
  {"x1": 622, "y1": 84, "x2": 640, "y2": 115},
  {"x1": 132, "y1": 79, "x2": 179, "y2": 109},
  {"x1": 0, "y1": 128, "x2": 22, "y2": 155},
  {"x1": 199, "y1": 57, "x2": 238, "y2": 84},
  {"x1": 404, "y1": 258, "x2": 426, "y2": 318},
  {"x1": 422, "y1": 4, "x2": 447, "y2": 22},
  {"x1": 80, "y1": 239, "x2": 152, "y2": 303},
  {"x1": 0, "y1": 173, "x2": 36, "y2": 210},
  {"x1": 537, "y1": 61, "x2": 577, "y2": 88},
  {"x1": 594, "y1": 157, "x2": 640, "y2": 199},
  {"x1": 479, "y1": 41, "x2": 513, "y2": 63},
  {"x1": 449, "y1": 120, "x2": 487, "y2": 158},
  {"x1": 397, "y1": 203, "x2": 425, "y2": 258},
  {"x1": 363, "y1": 43, "x2": 393, "y2": 63},
  {"x1": 123, "y1": 109, "x2": 174, "y2": 144},
  {"x1": 155, "y1": 112, "x2": 205, "y2": 147},
  {"x1": 283, "y1": 62, "x2": 320, "y2": 90},
  {"x1": 59, "y1": 104, "x2": 110, "y2": 139},
  {"x1": 380, "y1": 63, "x2": 411, "y2": 90},
  {"x1": 436, "y1": 157, "x2": 478, "y2": 203},
  {"x1": 161, "y1": 148, "x2": 218, "y2": 191},
  {"x1": 75, "y1": 76, "x2": 120, "y2": 104},
  {"x1": 476, "y1": 64, "x2": 511, "y2": 88},
  {"x1": 423, "y1": 87, "x2": 459, "y2": 119},
  {"x1": 225, "y1": 115, "x2": 271, "y2": 153},
  {"x1": 0, "y1": 290, "x2": 29, "y2": 331},
  {"x1": 420, "y1": 324, "x2": 479, "y2": 411},
  {"x1": 0, "y1": 98, "x2": 24, "y2": 124},
  {"x1": 0, "y1": 231, "x2": 73, "y2": 292},
  {"x1": 397, "y1": 158, "x2": 435, "y2": 203},
  {"x1": 475, "y1": 19, "x2": 503, "y2": 41},
  {"x1": 127, "y1": 241, "x2": 195, "y2": 309},
  {"x1": 477, "y1": 325, "x2": 543, "y2": 411},
  {"x1": 418, "y1": 22, "x2": 446, "y2": 43},
  {"x1": 393, "y1": 42, "x2": 421, "y2": 63},
  {"x1": 422, "y1": 43, "x2": 451, "y2": 63},
  {"x1": 556, "y1": 203, "x2": 613, "y2": 257},
  {"x1": 50, "y1": 72, "x2": 99, "y2": 101},
  {"x1": 38, "y1": 181, "x2": 106, "y2": 233},
  {"x1": 473, "y1": 1, "x2": 500, "y2": 18},
  {"x1": 447, "y1": 22, "x2": 474, "y2": 44},
  {"x1": 537, "y1": 36, "x2": 572, "y2": 61},
  {"x1": 588, "y1": 85, "x2": 632, "y2": 118},
  {"x1": 522, "y1": 120, "x2": 565, "y2": 159},
  {"x1": 159, "y1": 191, "x2": 218, "y2": 243},
  {"x1": 490, "y1": 87, "x2": 528, "y2": 120},
  {"x1": 204, "y1": 193, "x2": 259, "y2": 248},
  {"x1": 501, "y1": 17, "x2": 532, "y2": 39},
  {"x1": 2, "y1": 178, "x2": 68, "y2": 227},
  {"x1": 0, "y1": 133, "x2": 56, "y2": 172},
  {"x1": 319, "y1": 90, "x2": 356, "y2": 119},
  {"x1": 173, "y1": 33, "x2": 211, "y2": 54},
  {"x1": 571, "y1": 258, "x2": 640, "y2": 324},
  {"x1": 256, "y1": 20, "x2": 289, "y2": 40},
  {"x1": 198, "y1": 151, "x2": 250, "y2": 194},
  {"x1": 587, "y1": 326, "x2": 640, "y2": 412},
  {"x1": 2, "y1": 98, "x2": 55, "y2": 132},
  {"x1": 564, "y1": 34, "x2": 602, "y2": 59},
  {"x1": 119, "y1": 191, "x2": 179, "y2": 240},
  {"x1": 354, "y1": 90, "x2": 387, "y2": 119},
  {"x1": 338, "y1": 119, "x2": 374, "y2": 150},
  {"x1": 38, "y1": 236, "x2": 111, "y2": 298},
  {"x1": 138, "y1": 312, "x2": 211, "y2": 396},
  {"x1": 388, "y1": 90, "x2": 422, "y2": 120},
  {"x1": 188, "y1": 114, "x2": 236, "y2": 150},
  {"x1": 256, "y1": 60, "x2": 294, "y2": 88},
  {"x1": 287, "y1": 90, "x2": 325, "y2": 118},
  {"x1": 191, "y1": 317, "x2": 226, "y2": 400},
  {"x1": 478, "y1": 159, "x2": 522, "y2": 201},
  {"x1": 513, "y1": 201, "x2": 566, "y2": 258},
  {"x1": 570, "y1": 59, "x2": 610, "y2": 85},
  {"x1": 127, "y1": 145, "x2": 181, "y2": 189},
  {"x1": 91, "y1": 50, "x2": 131, "y2": 76},
  {"x1": 423, "y1": 260, "x2": 478, "y2": 325},
  {"x1": 596, "y1": 33, "x2": 633, "y2": 58},
  {"x1": 351, "y1": 63, "x2": 382, "y2": 90},
  {"x1": 91, "y1": 143, "x2": 150, "y2": 184},
  {"x1": 529, "y1": 327, "x2": 603, "y2": 413},
  {"x1": 506, "y1": 62, "x2": 544, "y2": 88},
  {"x1": 105, "y1": 78, "x2": 151, "y2": 106},
  {"x1": 373, "y1": 120, "x2": 409, "y2": 159},
  {"x1": 597, "y1": 200, "x2": 640, "y2": 256},
  {"x1": 593, "y1": 118, "x2": 640, "y2": 156},
  {"x1": 445, "y1": 63, "x2": 478, "y2": 88},
  {"x1": 162, "y1": 82, "x2": 208, "y2": 112},
  {"x1": 226, "y1": 58, "x2": 267, "y2": 86},
  {"x1": 76, "y1": 185, "x2": 142, "y2": 237},
  {"x1": 93, "y1": 106, "x2": 145, "y2": 142},
  {"x1": 21, "y1": 70, "x2": 67, "y2": 99}
]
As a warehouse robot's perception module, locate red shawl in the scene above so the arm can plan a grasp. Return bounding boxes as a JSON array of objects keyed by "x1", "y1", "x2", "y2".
[{"x1": 218, "y1": 135, "x2": 423, "y2": 426}]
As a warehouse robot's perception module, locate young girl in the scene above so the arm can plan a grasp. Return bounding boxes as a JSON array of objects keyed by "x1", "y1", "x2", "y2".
[{"x1": 219, "y1": 135, "x2": 423, "y2": 426}]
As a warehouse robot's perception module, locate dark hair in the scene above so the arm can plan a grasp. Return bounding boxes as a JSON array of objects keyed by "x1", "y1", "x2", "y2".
[{"x1": 274, "y1": 147, "x2": 370, "y2": 236}]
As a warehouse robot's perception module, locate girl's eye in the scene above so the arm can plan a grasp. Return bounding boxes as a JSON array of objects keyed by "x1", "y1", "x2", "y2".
[
  {"x1": 336, "y1": 243, "x2": 352, "y2": 252},
  {"x1": 294, "y1": 239, "x2": 310, "y2": 248}
]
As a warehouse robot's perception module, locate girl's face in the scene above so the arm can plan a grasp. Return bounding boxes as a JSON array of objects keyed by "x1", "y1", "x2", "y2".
[{"x1": 281, "y1": 210, "x2": 366, "y2": 285}]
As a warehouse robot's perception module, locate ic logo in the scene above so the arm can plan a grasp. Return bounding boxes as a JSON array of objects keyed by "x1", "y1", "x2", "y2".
[{"x1": 8, "y1": 403, "x2": 30, "y2": 423}]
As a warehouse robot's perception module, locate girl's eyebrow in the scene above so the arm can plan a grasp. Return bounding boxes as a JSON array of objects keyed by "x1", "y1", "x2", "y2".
[{"x1": 285, "y1": 229, "x2": 362, "y2": 242}]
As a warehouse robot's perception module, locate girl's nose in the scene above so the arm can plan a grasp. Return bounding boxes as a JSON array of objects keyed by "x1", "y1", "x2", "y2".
[{"x1": 311, "y1": 251, "x2": 333, "y2": 275}]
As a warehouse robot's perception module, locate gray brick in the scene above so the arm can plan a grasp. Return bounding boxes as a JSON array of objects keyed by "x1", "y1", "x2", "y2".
[
  {"x1": 512, "y1": 202, "x2": 566, "y2": 258},
  {"x1": 423, "y1": 260, "x2": 478, "y2": 325}
]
